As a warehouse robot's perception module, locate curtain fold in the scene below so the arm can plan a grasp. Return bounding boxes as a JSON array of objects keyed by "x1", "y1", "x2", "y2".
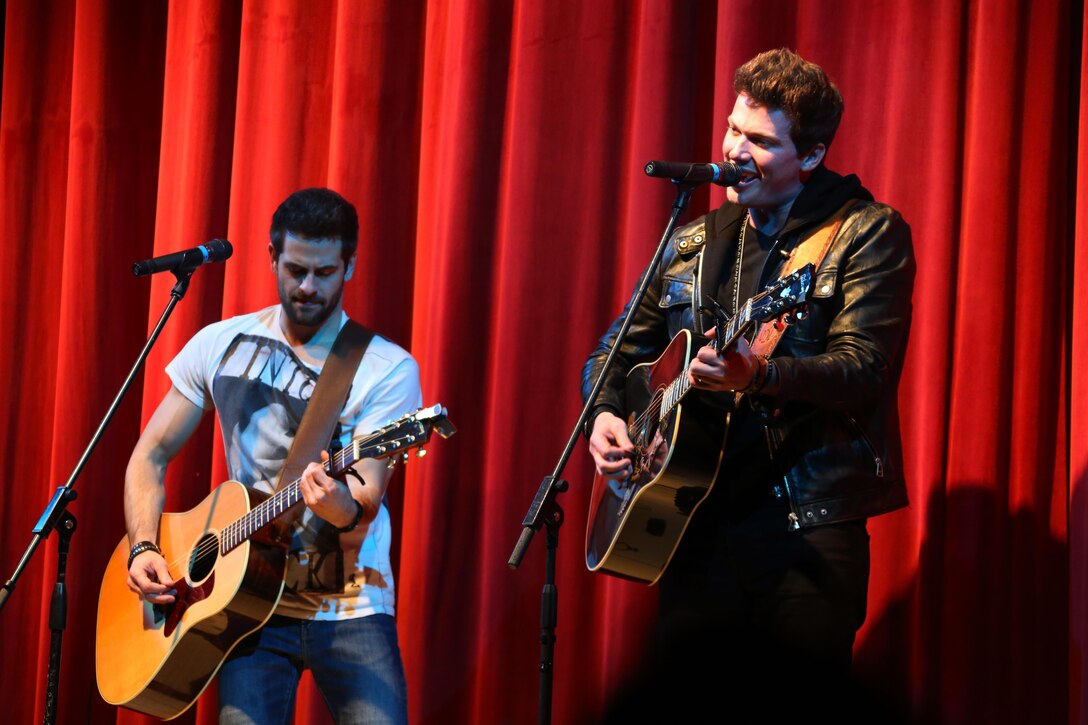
[
  {"x1": 0, "y1": 1, "x2": 1082, "y2": 723},
  {"x1": 1069, "y1": 3, "x2": 1088, "y2": 721}
]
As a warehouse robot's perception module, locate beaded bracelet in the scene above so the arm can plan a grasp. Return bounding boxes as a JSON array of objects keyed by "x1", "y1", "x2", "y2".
[
  {"x1": 763, "y1": 359, "x2": 778, "y2": 392},
  {"x1": 127, "y1": 540, "x2": 162, "y2": 570}
]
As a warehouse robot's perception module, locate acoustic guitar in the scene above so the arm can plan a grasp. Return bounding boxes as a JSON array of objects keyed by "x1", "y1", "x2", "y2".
[
  {"x1": 95, "y1": 404, "x2": 456, "y2": 720},
  {"x1": 585, "y1": 266, "x2": 814, "y2": 584}
]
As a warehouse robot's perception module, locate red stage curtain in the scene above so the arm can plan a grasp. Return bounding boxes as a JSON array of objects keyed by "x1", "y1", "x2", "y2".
[{"x1": 0, "y1": 1, "x2": 1081, "y2": 723}]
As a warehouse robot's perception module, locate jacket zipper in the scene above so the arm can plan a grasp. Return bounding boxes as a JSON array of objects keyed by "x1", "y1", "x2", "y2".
[
  {"x1": 763, "y1": 425, "x2": 801, "y2": 530},
  {"x1": 846, "y1": 414, "x2": 884, "y2": 478}
]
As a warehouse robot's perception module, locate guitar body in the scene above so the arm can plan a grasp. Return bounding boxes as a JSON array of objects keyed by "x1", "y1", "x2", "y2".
[
  {"x1": 585, "y1": 330, "x2": 729, "y2": 585},
  {"x1": 584, "y1": 266, "x2": 814, "y2": 584},
  {"x1": 96, "y1": 481, "x2": 287, "y2": 720},
  {"x1": 94, "y1": 404, "x2": 456, "y2": 720}
]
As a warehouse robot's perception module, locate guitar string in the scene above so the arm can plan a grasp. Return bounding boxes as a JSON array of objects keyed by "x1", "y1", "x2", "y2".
[
  {"x1": 152, "y1": 430, "x2": 420, "y2": 576},
  {"x1": 169, "y1": 445, "x2": 355, "y2": 569},
  {"x1": 157, "y1": 473, "x2": 312, "y2": 573},
  {"x1": 624, "y1": 278, "x2": 785, "y2": 447},
  {"x1": 173, "y1": 419, "x2": 437, "y2": 569},
  {"x1": 627, "y1": 301, "x2": 747, "y2": 436},
  {"x1": 621, "y1": 261, "x2": 806, "y2": 456}
]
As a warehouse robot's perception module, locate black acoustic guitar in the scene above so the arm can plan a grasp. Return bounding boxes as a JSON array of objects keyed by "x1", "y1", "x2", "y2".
[{"x1": 585, "y1": 265, "x2": 814, "y2": 584}]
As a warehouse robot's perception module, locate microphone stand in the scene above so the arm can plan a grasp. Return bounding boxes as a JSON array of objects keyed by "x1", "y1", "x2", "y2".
[
  {"x1": 0, "y1": 265, "x2": 201, "y2": 725},
  {"x1": 507, "y1": 181, "x2": 698, "y2": 725}
]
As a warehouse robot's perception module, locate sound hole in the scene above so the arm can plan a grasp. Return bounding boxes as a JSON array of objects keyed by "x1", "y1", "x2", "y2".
[{"x1": 188, "y1": 532, "x2": 219, "y2": 582}]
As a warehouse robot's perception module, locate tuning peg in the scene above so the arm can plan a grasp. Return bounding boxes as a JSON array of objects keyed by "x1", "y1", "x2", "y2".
[
  {"x1": 386, "y1": 459, "x2": 398, "y2": 470},
  {"x1": 416, "y1": 448, "x2": 427, "y2": 458}
]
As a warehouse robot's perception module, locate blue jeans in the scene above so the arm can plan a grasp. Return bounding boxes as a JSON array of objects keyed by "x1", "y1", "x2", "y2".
[{"x1": 218, "y1": 613, "x2": 408, "y2": 725}]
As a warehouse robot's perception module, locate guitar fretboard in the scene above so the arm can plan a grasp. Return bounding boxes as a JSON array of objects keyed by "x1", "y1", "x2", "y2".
[
  {"x1": 216, "y1": 420, "x2": 435, "y2": 554},
  {"x1": 218, "y1": 444, "x2": 359, "y2": 554},
  {"x1": 657, "y1": 296, "x2": 758, "y2": 423}
]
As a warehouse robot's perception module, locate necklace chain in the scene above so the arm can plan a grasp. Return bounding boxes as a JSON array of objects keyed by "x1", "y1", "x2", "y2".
[{"x1": 733, "y1": 210, "x2": 750, "y2": 316}]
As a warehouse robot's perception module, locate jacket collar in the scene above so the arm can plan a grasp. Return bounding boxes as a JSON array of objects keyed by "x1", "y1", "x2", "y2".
[
  {"x1": 699, "y1": 165, "x2": 872, "y2": 305},
  {"x1": 778, "y1": 165, "x2": 871, "y2": 237},
  {"x1": 709, "y1": 165, "x2": 872, "y2": 241}
]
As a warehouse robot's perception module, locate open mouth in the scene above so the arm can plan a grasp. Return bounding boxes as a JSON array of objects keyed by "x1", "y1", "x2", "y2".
[{"x1": 736, "y1": 171, "x2": 759, "y2": 187}]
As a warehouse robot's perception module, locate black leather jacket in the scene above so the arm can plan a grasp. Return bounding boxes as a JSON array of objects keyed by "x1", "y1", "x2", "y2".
[{"x1": 581, "y1": 166, "x2": 915, "y2": 528}]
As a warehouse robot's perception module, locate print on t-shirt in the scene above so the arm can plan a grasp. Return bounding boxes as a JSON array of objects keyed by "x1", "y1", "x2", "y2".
[{"x1": 212, "y1": 332, "x2": 350, "y2": 594}]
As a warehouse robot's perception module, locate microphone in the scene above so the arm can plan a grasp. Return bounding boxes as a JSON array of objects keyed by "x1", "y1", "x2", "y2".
[
  {"x1": 644, "y1": 160, "x2": 743, "y2": 187},
  {"x1": 132, "y1": 239, "x2": 233, "y2": 277}
]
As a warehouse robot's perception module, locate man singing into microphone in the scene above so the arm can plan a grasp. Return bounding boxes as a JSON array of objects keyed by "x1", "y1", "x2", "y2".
[
  {"x1": 124, "y1": 187, "x2": 420, "y2": 723},
  {"x1": 582, "y1": 48, "x2": 914, "y2": 716}
]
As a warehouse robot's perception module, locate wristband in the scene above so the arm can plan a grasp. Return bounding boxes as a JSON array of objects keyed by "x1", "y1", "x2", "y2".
[
  {"x1": 740, "y1": 356, "x2": 770, "y2": 394},
  {"x1": 127, "y1": 540, "x2": 161, "y2": 570},
  {"x1": 332, "y1": 499, "x2": 365, "y2": 533}
]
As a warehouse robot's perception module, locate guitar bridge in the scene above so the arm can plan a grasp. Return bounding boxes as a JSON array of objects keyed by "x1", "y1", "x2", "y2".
[{"x1": 674, "y1": 486, "x2": 703, "y2": 515}]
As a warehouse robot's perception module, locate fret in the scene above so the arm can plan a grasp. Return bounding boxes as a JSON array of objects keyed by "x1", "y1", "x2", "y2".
[
  {"x1": 646, "y1": 265, "x2": 812, "y2": 437},
  {"x1": 212, "y1": 406, "x2": 451, "y2": 556}
]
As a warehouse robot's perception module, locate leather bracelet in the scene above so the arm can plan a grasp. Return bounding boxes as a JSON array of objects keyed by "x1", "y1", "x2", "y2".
[
  {"x1": 740, "y1": 356, "x2": 770, "y2": 394},
  {"x1": 332, "y1": 499, "x2": 365, "y2": 533},
  {"x1": 127, "y1": 540, "x2": 161, "y2": 570}
]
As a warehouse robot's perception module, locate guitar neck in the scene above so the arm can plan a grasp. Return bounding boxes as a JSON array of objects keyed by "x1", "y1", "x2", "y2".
[
  {"x1": 203, "y1": 405, "x2": 452, "y2": 556},
  {"x1": 660, "y1": 302, "x2": 757, "y2": 422},
  {"x1": 218, "y1": 437, "x2": 382, "y2": 554}
]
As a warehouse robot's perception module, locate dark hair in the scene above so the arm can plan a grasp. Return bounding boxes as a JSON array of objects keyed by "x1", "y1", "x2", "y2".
[
  {"x1": 269, "y1": 187, "x2": 359, "y2": 262},
  {"x1": 733, "y1": 48, "x2": 844, "y2": 154}
]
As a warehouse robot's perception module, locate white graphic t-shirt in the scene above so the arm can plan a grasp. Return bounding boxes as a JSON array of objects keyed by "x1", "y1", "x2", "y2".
[{"x1": 166, "y1": 305, "x2": 422, "y2": 620}]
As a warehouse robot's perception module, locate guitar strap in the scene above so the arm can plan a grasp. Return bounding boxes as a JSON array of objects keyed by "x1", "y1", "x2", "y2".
[
  {"x1": 270, "y1": 318, "x2": 374, "y2": 541},
  {"x1": 748, "y1": 198, "x2": 860, "y2": 359}
]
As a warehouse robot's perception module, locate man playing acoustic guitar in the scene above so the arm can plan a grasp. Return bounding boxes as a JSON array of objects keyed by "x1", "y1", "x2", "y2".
[
  {"x1": 124, "y1": 188, "x2": 421, "y2": 723},
  {"x1": 582, "y1": 48, "x2": 915, "y2": 716}
]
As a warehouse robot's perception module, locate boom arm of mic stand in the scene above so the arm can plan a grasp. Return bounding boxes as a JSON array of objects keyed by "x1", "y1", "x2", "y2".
[
  {"x1": 507, "y1": 183, "x2": 694, "y2": 567},
  {"x1": 505, "y1": 183, "x2": 695, "y2": 725},
  {"x1": 0, "y1": 268, "x2": 197, "y2": 609},
  {"x1": 0, "y1": 265, "x2": 199, "y2": 725}
]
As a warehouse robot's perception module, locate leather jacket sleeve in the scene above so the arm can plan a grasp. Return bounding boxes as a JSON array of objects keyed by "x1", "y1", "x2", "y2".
[
  {"x1": 579, "y1": 193, "x2": 915, "y2": 526},
  {"x1": 770, "y1": 202, "x2": 915, "y2": 415}
]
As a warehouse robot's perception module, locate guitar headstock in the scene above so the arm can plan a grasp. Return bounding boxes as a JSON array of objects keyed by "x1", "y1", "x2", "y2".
[
  {"x1": 336, "y1": 404, "x2": 457, "y2": 474},
  {"x1": 749, "y1": 263, "x2": 815, "y2": 324}
]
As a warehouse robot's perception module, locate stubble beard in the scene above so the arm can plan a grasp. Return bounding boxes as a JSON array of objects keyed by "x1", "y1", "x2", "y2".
[{"x1": 280, "y1": 284, "x2": 343, "y2": 329}]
